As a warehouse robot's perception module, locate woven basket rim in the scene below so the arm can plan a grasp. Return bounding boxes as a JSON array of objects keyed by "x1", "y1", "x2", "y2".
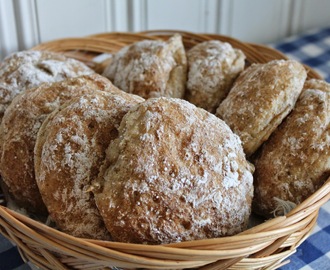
[
  {"x1": 31, "y1": 30, "x2": 323, "y2": 81},
  {"x1": 1, "y1": 177, "x2": 329, "y2": 242},
  {"x1": 0, "y1": 30, "x2": 329, "y2": 269}
]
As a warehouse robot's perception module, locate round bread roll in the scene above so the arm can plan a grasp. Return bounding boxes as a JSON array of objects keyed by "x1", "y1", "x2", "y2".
[
  {"x1": 216, "y1": 59, "x2": 307, "y2": 157},
  {"x1": 34, "y1": 91, "x2": 143, "y2": 239},
  {"x1": 0, "y1": 74, "x2": 119, "y2": 214},
  {"x1": 0, "y1": 50, "x2": 94, "y2": 121},
  {"x1": 93, "y1": 97, "x2": 254, "y2": 244},
  {"x1": 253, "y1": 79, "x2": 330, "y2": 217},
  {"x1": 102, "y1": 34, "x2": 187, "y2": 99},
  {"x1": 185, "y1": 40, "x2": 245, "y2": 112}
]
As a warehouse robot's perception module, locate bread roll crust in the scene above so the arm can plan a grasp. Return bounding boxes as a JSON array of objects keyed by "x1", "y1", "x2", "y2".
[
  {"x1": 0, "y1": 74, "x2": 118, "y2": 214},
  {"x1": 253, "y1": 79, "x2": 330, "y2": 217},
  {"x1": 186, "y1": 40, "x2": 245, "y2": 112},
  {"x1": 103, "y1": 35, "x2": 187, "y2": 99},
  {"x1": 34, "y1": 91, "x2": 143, "y2": 239},
  {"x1": 94, "y1": 97, "x2": 254, "y2": 244},
  {"x1": 0, "y1": 50, "x2": 94, "y2": 121},
  {"x1": 216, "y1": 59, "x2": 307, "y2": 156}
]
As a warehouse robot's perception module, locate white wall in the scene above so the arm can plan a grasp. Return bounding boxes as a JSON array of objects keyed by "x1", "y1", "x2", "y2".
[
  {"x1": 1, "y1": 0, "x2": 330, "y2": 60},
  {"x1": 0, "y1": 0, "x2": 18, "y2": 60}
]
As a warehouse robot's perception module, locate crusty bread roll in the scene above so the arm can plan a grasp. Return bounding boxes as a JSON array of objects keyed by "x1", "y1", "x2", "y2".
[
  {"x1": 0, "y1": 74, "x2": 119, "y2": 214},
  {"x1": 34, "y1": 91, "x2": 143, "y2": 239},
  {"x1": 0, "y1": 50, "x2": 94, "y2": 121},
  {"x1": 216, "y1": 59, "x2": 307, "y2": 157},
  {"x1": 253, "y1": 79, "x2": 330, "y2": 217},
  {"x1": 93, "y1": 97, "x2": 254, "y2": 244},
  {"x1": 185, "y1": 40, "x2": 245, "y2": 112},
  {"x1": 102, "y1": 34, "x2": 187, "y2": 99}
]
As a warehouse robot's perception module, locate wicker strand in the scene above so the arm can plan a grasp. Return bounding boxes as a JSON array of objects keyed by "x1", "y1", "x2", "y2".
[
  {"x1": 31, "y1": 37, "x2": 126, "y2": 54},
  {"x1": 199, "y1": 256, "x2": 245, "y2": 270}
]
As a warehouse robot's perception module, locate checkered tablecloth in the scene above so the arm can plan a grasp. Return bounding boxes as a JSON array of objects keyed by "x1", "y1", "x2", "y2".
[
  {"x1": 274, "y1": 27, "x2": 330, "y2": 83},
  {"x1": 1, "y1": 27, "x2": 330, "y2": 270},
  {"x1": 279, "y1": 204, "x2": 330, "y2": 270}
]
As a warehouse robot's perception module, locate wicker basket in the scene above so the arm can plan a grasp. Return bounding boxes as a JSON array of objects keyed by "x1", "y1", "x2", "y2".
[{"x1": 1, "y1": 30, "x2": 330, "y2": 270}]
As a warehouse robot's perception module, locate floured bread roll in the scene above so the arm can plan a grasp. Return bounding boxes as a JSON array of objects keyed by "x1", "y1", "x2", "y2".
[
  {"x1": 34, "y1": 91, "x2": 143, "y2": 239},
  {"x1": 0, "y1": 50, "x2": 94, "y2": 121},
  {"x1": 216, "y1": 59, "x2": 307, "y2": 157},
  {"x1": 185, "y1": 40, "x2": 245, "y2": 112},
  {"x1": 102, "y1": 35, "x2": 187, "y2": 99},
  {"x1": 253, "y1": 79, "x2": 330, "y2": 217},
  {"x1": 93, "y1": 97, "x2": 254, "y2": 244},
  {"x1": 0, "y1": 74, "x2": 118, "y2": 214}
]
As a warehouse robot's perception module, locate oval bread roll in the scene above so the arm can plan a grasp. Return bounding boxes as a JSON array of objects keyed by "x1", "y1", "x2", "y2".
[
  {"x1": 102, "y1": 35, "x2": 187, "y2": 99},
  {"x1": 0, "y1": 50, "x2": 94, "y2": 121},
  {"x1": 216, "y1": 59, "x2": 307, "y2": 156},
  {"x1": 34, "y1": 91, "x2": 143, "y2": 239},
  {"x1": 253, "y1": 79, "x2": 330, "y2": 217},
  {"x1": 186, "y1": 40, "x2": 245, "y2": 112},
  {"x1": 93, "y1": 97, "x2": 254, "y2": 244},
  {"x1": 0, "y1": 75, "x2": 118, "y2": 214}
]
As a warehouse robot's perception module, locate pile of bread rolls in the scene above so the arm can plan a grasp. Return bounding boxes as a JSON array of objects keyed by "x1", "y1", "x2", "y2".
[{"x1": 0, "y1": 34, "x2": 328, "y2": 245}]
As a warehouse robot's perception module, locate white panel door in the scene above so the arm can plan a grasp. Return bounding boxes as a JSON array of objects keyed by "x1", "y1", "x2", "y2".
[
  {"x1": 291, "y1": 0, "x2": 330, "y2": 34},
  {"x1": 222, "y1": 0, "x2": 291, "y2": 44},
  {"x1": 14, "y1": 0, "x2": 40, "y2": 50},
  {"x1": 146, "y1": 0, "x2": 209, "y2": 32},
  {"x1": 36, "y1": 0, "x2": 110, "y2": 42},
  {"x1": 0, "y1": 0, "x2": 19, "y2": 59}
]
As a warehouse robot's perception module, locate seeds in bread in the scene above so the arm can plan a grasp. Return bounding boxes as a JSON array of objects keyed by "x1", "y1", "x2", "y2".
[
  {"x1": 185, "y1": 40, "x2": 245, "y2": 112},
  {"x1": 216, "y1": 59, "x2": 307, "y2": 157},
  {"x1": 102, "y1": 35, "x2": 187, "y2": 99},
  {"x1": 93, "y1": 97, "x2": 254, "y2": 244},
  {"x1": 253, "y1": 79, "x2": 330, "y2": 217}
]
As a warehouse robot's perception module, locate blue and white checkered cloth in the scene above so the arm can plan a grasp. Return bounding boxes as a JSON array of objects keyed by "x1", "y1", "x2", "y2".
[
  {"x1": 1, "y1": 27, "x2": 330, "y2": 270},
  {"x1": 274, "y1": 27, "x2": 330, "y2": 83},
  {"x1": 278, "y1": 203, "x2": 330, "y2": 270}
]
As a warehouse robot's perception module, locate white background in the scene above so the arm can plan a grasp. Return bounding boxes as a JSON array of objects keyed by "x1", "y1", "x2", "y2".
[{"x1": 1, "y1": 0, "x2": 330, "y2": 60}]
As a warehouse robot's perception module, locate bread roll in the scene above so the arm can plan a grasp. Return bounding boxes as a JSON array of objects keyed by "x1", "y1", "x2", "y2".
[
  {"x1": 253, "y1": 79, "x2": 330, "y2": 217},
  {"x1": 185, "y1": 40, "x2": 245, "y2": 112},
  {"x1": 216, "y1": 59, "x2": 307, "y2": 156},
  {"x1": 102, "y1": 35, "x2": 187, "y2": 99},
  {"x1": 93, "y1": 97, "x2": 254, "y2": 244},
  {"x1": 0, "y1": 74, "x2": 118, "y2": 214},
  {"x1": 34, "y1": 91, "x2": 143, "y2": 239},
  {"x1": 0, "y1": 50, "x2": 94, "y2": 121}
]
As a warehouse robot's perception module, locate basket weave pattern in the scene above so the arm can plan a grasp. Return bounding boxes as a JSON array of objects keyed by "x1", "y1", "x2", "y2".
[{"x1": 0, "y1": 30, "x2": 329, "y2": 270}]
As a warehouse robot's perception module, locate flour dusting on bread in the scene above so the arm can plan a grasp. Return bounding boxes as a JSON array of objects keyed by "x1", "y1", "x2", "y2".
[
  {"x1": 253, "y1": 79, "x2": 330, "y2": 217},
  {"x1": 103, "y1": 35, "x2": 187, "y2": 99},
  {"x1": 0, "y1": 50, "x2": 94, "y2": 119},
  {"x1": 216, "y1": 59, "x2": 307, "y2": 156},
  {"x1": 186, "y1": 40, "x2": 245, "y2": 112},
  {"x1": 94, "y1": 97, "x2": 254, "y2": 244}
]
